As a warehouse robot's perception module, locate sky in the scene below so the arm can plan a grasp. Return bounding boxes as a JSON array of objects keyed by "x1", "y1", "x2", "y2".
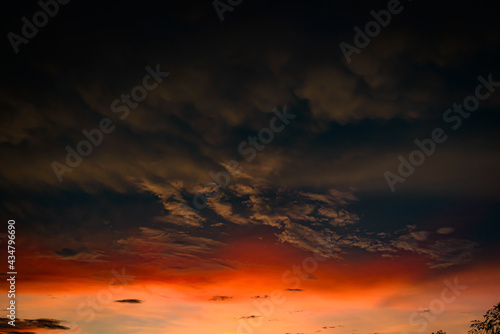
[{"x1": 0, "y1": 0, "x2": 500, "y2": 333}]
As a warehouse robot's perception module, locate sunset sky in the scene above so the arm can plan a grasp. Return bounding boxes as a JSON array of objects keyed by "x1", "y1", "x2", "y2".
[{"x1": 1, "y1": 0, "x2": 500, "y2": 333}]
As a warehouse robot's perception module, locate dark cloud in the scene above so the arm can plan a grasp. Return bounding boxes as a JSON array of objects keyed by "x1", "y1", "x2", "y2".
[
  {"x1": 115, "y1": 299, "x2": 143, "y2": 304},
  {"x1": 209, "y1": 296, "x2": 233, "y2": 301},
  {"x1": 0, "y1": 317, "x2": 69, "y2": 331},
  {"x1": 55, "y1": 248, "x2": 79, "y2": 257},
  {"x1": 239, "y1": 315, "x2": 262, "y2": 319},
  {"x1": 49, "y1": 247, "x2": 106, "y2": 263},
  {"x1": 251, "y1": 295, "x2": 269, "y2": 299}
]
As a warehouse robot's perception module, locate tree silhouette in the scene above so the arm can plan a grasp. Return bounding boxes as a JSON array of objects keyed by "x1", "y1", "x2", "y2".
[
  {"x1": 469, "y1": 302, "x2": 500, "y2": 334},
  {"x1": 431, "y1": 330, "x2": 446, "y2": 334}
]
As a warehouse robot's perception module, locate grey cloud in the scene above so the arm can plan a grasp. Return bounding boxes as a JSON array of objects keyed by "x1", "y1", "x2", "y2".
[
  {"x1": 115, "y1": 299, "x2": 143, "y2": 304},
  {"x1": 209, "y1": 296, "x2": 233, "y2": 301},
  {"x1": 0, "y1": 317, "x2": 69, "y2": 331}
]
